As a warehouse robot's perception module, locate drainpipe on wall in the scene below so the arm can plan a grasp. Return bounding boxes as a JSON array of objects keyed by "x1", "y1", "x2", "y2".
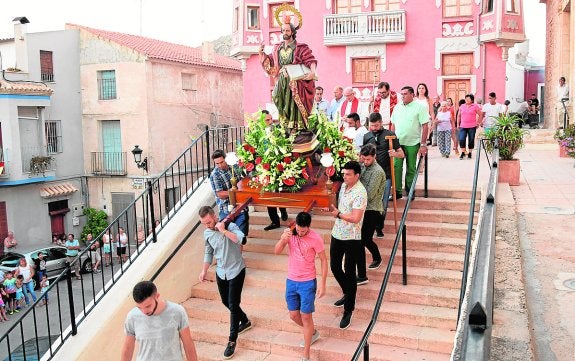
[{"x1": 477, "y1": 1, "x2": 485, "y2": 101}]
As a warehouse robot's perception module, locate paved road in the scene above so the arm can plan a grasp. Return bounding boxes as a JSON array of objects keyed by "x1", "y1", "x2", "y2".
[{"x1": 0, "y1": 245, "x2": 141, "y2": 360}]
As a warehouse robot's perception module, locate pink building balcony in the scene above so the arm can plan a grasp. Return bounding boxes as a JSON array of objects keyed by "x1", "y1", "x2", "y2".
[{"x1": 323, "y1": 10, "x2": 406, "y2": 46}]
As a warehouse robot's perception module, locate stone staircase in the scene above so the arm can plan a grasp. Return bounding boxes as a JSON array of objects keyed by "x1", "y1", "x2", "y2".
[{"x1": 185, "y1": 189, "x2": 479, "y2": 361}]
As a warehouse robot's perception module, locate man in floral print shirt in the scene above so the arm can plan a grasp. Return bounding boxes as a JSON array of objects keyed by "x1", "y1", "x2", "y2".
[{"x1": 329, "y1": 160, "x2": 367, "y2": 330}]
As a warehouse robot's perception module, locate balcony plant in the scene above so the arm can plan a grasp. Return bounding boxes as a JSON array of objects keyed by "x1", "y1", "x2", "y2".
[
  {"x1": 484, "y1": 114, "x2": 527, "y2": 185},
  {"x1": 553, "y1": 124, "x2": 575, "y2": 158},
  {"x1": 29, "y1": 156, "x2": 53, "y2": 175}
]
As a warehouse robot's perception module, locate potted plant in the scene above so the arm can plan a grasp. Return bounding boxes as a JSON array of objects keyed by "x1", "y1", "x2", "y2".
[
  {"x1": 484, "y1": 114, "x2": 527, "y2": 186},
  {"x1": 553, "y1": 124, "x2": 575, "y2": 158},
  {"x1": 29, "y1": 156, "x2": 53, "y2": 175}
]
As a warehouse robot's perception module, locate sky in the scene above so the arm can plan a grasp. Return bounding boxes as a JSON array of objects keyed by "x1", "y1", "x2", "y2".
[{"x1": 0, "y1": 0, "x2": 546, "y2": 63}]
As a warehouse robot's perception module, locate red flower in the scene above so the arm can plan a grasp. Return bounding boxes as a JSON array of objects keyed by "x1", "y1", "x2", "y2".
[
  {"x1": 262, "y1": 163, "x2": 270, "y2": 170},
  {"x1": 243, "y1": 144, "x2": 250, "y2": 150},
  {"x1": 238, "y1": 160, "x2": 244, "y2": 167},
  {"x1": 302, "y1": 168, "x2": 309, "y2": 180},
  {"x1": 323, "y1": 147, "x2": 331, "y2": 153},
  {"x1": 293, "y1": 152, "x2": 300, "y2": 158},
  {"x1": 246, "y1": 163, "x2": 254, "y2": 172},
  {"x1": 277, "y1": 164, "x2": 284, "y2": 172},
  {"x1": 249, "y1": 146, "x2": 256, "y2": 154},
  {"x1": 284, "y1": 177, "x2": 296, "y2": 186},
  {"x1": 338, "y1": 150, "x2": 345, "y2": 157},
  {"x1": 255, "y1": 157, "x2": 262, "y2": 165},
  {"x1": 347, "y1": 137, "x2": 353, "y2": 143},
  {"x1": 283, "y1": 157, "x2": 292, "y2": 164},
  {"x1": 326, "y1": 166, "x2": 335, "y2": 177},
  {"x1": 339, "y1": 126, "x2": 344, "y2": 132}
]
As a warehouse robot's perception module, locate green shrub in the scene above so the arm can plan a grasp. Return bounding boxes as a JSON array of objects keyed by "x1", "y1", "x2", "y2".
[{"x1": 80, "y1": 208, "x2": 109, "y2": 245}]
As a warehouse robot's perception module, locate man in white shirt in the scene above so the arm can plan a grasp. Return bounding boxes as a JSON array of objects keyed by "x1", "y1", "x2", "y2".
[
  {"x1": 343, "y1": 113, "x2": 369, "y2": 153},
  {"x1": 481, "y1": 92, "x2": 505, "y2": 132},
  {"x1": 313, "y1": 86, "x2": 329, "y2": 115},
  {"x1": 557, "y1": 76, "x2": 570, "y2": 128},
  {"x1": 327, "y1": 86, "x2": 344, "y2": 122}
]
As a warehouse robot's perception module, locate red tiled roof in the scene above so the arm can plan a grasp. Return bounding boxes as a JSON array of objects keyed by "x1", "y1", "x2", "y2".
[
  {"x1": 67, "y1": 24, "x2": 241, "y2": 71},
  {"x1": 0, "y1": 79, "x2": 53, "y2": 96}
]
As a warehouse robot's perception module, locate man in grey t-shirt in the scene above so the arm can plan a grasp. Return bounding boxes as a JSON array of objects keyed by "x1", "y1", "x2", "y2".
[{"x1": 121, "y1": 281, "x2": 198, "y2": 361}]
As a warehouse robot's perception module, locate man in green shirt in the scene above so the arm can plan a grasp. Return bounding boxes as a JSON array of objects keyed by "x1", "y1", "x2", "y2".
[
  {"x1": 391, "y1": 86, "x2": 429, "y2": 199},
  {"x1": 65, "y1": 233, "x2": 81, "y2": 280}
]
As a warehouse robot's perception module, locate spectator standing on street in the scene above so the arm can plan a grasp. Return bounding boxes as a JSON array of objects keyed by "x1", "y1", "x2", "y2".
[
  {"x1": 0, "y1": 285, "x2": 8, "y2": 321},
  {"x1": 198, "y1": 206, "x2": 252, "y2": 359},
  {"x1": 329, "y1": 161, "x2": 367, "y2": 330},
  {"x1": 40, "y1": 274, "x2": 49, "y2": 306},
  {"x1": 102, "y1": 229, "x2": 113, "y2": 267},
  {"x1": 15, "y1": 258, "x2": 36, "y2": 306},
  {"x1": 36, "y1": 252, "x2": 47, "y2": 280},
  {"x1": 65, "y1": 233, "x2": 81, "y2": 280},
  {"x1": 274, "y1": 212, "x2": 327, "y2": 361},
  {"x1": 117, "y1": 227, "x2": 128, "y2": 264},
  {"x1": 4, "y1": 231, "x2": 17, "y2": 250},
  {"x1": 3, "y1": 272, "x2": 17, "y2": 314},
  {"x1": 121, "y1": 281, "x2": 198, "y2": 361},
  {"x1": 456, "y1": 94, "x2": 482, "y2": 160},
  {"x1": 87, "y1": 234, "x2": 102, "y2": 273}
]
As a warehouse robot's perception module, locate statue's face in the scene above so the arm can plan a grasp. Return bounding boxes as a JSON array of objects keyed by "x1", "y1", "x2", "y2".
[{"x1": 281, "y1": 24, "x2": 293, "y2": 40}]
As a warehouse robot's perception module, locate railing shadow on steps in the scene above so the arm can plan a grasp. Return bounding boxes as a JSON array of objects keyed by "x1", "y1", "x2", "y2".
[
  {"x1": 352, "y1": 153, "x2": 427, "y2": 361},
  {"x1": 0, "y1": 126, "x2": 245, "y2": 361},
  {"x1": 450, "y1": 139, "x2": 499, "y2": 360}
]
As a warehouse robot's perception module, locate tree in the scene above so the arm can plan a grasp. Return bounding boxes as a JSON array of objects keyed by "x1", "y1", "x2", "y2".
[{"x1": 81, "y1": 208, "x2": 109, "y2": 245}]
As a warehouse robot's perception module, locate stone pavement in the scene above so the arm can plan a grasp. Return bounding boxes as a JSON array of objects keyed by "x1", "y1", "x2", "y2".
[{"x1": 416, "y1": 138, "x2": 575, "y2": 361}]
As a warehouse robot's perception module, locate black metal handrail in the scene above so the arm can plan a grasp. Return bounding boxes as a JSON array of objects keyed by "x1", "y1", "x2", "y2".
[
  {"x1": 0, "y1": 126, "x2": 245, "y2": 360},
  {"x1": 352, "y1": 154, "x2": 426, "y2": 361},
  {"x1": 452, "y1": 140, "x2": 499, "y2": 360}
]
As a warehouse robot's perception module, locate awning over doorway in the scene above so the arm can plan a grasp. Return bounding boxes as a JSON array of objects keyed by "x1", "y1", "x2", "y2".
[{"x1": 40, "y1": 183, "x2": 78, "y2": 198}]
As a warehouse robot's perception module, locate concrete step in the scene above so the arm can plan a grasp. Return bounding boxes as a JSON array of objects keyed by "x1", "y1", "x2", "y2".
[
  {"x1": 243, "y1": 247, "x2": 463, "y2": 273},
  {"x1": 245, "y1": 233, "x2": 467, "y2": 255},
  {"x1": 191, "y1": 278, "x2": 460, "y2": 310},
  {"x1": 186, "y1": 286, "x2": 457, "y2": 330},
  {"x1": 248, "y1": 220, "x2": 469, "y2": 243},
  {"x1": 188, "y1": 313, "x2": 454, "y2": 358}
]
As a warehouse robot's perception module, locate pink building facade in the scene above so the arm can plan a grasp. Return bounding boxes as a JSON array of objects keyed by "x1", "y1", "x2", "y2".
[{"x1": 231, "y1": 0, "x2": 525, "y2": 117}]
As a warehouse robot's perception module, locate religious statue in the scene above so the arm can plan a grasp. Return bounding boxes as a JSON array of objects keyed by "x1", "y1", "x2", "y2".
[{"x1": 259, "y1": 4, "x2": 317, "y2": 145}]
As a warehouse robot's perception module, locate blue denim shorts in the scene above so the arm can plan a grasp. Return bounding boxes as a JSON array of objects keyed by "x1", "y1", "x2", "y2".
[{"x1": 285, "y1": 278, "x2": 316, "y2": 314}]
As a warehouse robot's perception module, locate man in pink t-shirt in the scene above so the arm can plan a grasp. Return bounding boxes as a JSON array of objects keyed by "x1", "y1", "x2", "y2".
[{"x1": 274, "y1": 212, "x2": 327, "y2": 361}]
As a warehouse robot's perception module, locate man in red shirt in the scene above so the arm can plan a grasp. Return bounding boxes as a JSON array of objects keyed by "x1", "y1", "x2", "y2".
[{"x1": 274, "y1": 212, "x2": 328, "y2": 361}]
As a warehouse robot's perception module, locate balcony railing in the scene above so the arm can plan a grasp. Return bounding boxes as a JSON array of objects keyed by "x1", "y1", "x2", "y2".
[
  {"x1": 41, "y1": 73, "x2": 54, "y2": 82},
  {"x1": 323, "y1": 10, "x2": 406, "y2": 46},
  {"x1": 91, "y1": 152, "x2": 127, "y2": 175}
]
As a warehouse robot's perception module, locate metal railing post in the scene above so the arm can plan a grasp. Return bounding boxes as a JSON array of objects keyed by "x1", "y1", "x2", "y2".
[
  {"x1": 205, "y1": 125, "x2": 211, "y2": 175},
  {"x1": 424, "y1": 153, "x2": 428, "y2": 198},
  {"x1": 148, "y1": 180, "x2": 157, "y2": 243},
  {"x1": 363, "y1": 343, "x2": 369, "y2": 361},
  {"x1": 66, "y1": 265, "x2": 77, "y2": 336},
  {"x1": 402, "y1": 224, "x2": 407, "y2": 285}
]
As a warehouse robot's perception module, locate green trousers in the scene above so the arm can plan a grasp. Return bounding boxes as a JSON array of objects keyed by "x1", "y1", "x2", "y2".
[{"x1": 394, "y1": 144, "x2": 420, "y2": 194}]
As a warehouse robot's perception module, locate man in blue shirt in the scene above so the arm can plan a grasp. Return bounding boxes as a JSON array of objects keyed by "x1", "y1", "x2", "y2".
[
  {"x1": 65, "y1": 233, "x2": 81, "y2": 280},
  {"x1": 209, "y1": 149, "x2": 249, "y2": 244},
  {"x1": 199, "y1": 206, "x2": 252, "y2": 359},
  {"x1": 327, "y1": 85, "x2": 344, "y2": 122}
]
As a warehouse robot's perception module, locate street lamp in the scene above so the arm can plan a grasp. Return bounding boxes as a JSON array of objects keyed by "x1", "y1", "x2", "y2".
[{"x1": 131, "y1": 145, "x2": 148, "y2": 172}]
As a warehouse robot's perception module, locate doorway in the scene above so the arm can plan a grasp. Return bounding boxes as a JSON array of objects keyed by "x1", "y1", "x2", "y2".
[
  {"x1": 443, "y1": 79, "x2": 471, "y2": 104},
  {"x1": 49, "y1": 200, "x2": 69, "y2": 239}
]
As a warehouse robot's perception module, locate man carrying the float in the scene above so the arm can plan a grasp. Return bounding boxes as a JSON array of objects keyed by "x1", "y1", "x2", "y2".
[{"x1": 259, "y1": 5, "x2": 317, "y2": 144}]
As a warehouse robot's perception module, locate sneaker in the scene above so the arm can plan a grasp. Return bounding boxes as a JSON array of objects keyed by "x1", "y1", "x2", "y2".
[
  {"x1": 468, "y1": 152, "x2": 472, "y2": 159},
  {"x1": 356, "y1": 277, "x2": 369, "y2": 285},
  {"x1": 14, "y1": 309, "x2": 19, "y2": 313},
  {"x1": 223, "y1": 341, "x2": 236, "y2": 359},
  {"x1": 9, "y1": 311, "x2": 13, "y2": 315},
  {"x1": 238, "y1": 320, "x2": 252, "y2": 334},
  {"x1": 459, "y1": 152, "x2": 466, "y2": 160},
  {"x1": 339, "y1": 311, "x2": 353, "y2": 329},
  {"x1": 263, "y1": 223, "x2": 280, "y2": 231},
  {"x1": 299, "y1": 329, "x2": 320, "y2": 347},
  {"x1": 333, "y1": 296, "x2": 346, "y2": 307},
  {"x1": 375, "y1": 230, "x2": 384, "y2": 238},
  {"x1": 368, "y1": 259, "x2": 382, "y2": 270}
]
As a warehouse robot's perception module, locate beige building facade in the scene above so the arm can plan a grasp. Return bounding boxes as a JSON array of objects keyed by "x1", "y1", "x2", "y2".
[{"x1": 542, "y1": 0, "x2": 573, "y2": 129}]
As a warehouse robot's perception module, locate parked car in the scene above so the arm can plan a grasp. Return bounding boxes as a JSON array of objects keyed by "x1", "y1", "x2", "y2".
[{"x1": 0, "y1": 246, "x2": 92, "y2": 289}]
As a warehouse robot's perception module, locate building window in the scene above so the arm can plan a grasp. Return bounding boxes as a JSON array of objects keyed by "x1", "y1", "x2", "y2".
[
  {"x1": 484, "y1": 0, "x2": 494, "y2": 13},
  {"x1": 40, "y1": 50, "x2": 54, "y2": 82},
  {"x1": 441, "y1": 53, "x2": 473, "y2": 75},
  {"x1": 373, "y1": 0, "x2": 401, "y2": 11},
  {"x1": 97, "y1": 70, "x2": 117, "y2": 100},
  {"x1": 352, "y1": 58, "x2": 380, "y2": 84},
  {"x1": 181, "y1": 73, "x2": 197, "y2": 91},
  {"x1": 45, "y1": 120, "x2": 62, "y2": 154},
  {"x1": 233, "y1": 6, "x2": 239, "y2": 32},
  {"x1": 269, "y1": 2, "x2": 294, "y2": 28},
  {"x1": 247, "y1": 6, "x2": 260, "y2": 30},
  {"x1": 505, "y1": 0, "x2": 518, "y2": 13},
  {"x1": 443, "y1": 0, "x2": 472, "y2": 17},
  {"x1": 336, "y1": 0, "x2": 363, "y2": 14}
]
